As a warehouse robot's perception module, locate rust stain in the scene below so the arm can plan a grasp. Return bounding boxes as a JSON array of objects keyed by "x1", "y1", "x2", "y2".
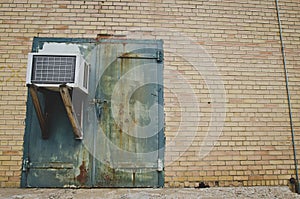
[
  {"x1": 120, "y1": 55, "x2": 123, "y2": 76},
  {"x1": 96, "y1": 34, "x2": 114, "y2": 40},
  {"x1": 59, "y1": 4, "x2": 67, "y2": 8},
  {"x1": 119, "y1": 103, "x2": 124, "y2": 115},
  {"x1": 259, "y1": 51, "x2": 272, "y2": 55},
  {"x1": 55, "y1": 25, "x2": 69, "y2": 30},
  {"x1": 3, "y1": 150, "x2": 21, "y2": 155},
  {"x1": 132, "y1": 172, "x2": 136, "y2": 186},
  {"x1": 120, "y1": 52, "x2": 141, "y2": 58},
  {"x1": 119, "y1": 128, "x2": 123, "y2": 146},
  {"x1": 264, "y1": 104, "x2": 278, "y2": 108},
  {"x1": 104, "y1": 174, "x2": 111, "y2": 182},
  {"x1": 95, "y1": 34, "x2": 126, "y2": 42},
  {"x1": 76, "y1": 161, "x2": 88, "y2": 185},
  {"x1": 16, "y1": 37, "x2": 30, "y2": 42},
  {"x1": 98, "y1": 164, "x2": 118, "y2": 186}
]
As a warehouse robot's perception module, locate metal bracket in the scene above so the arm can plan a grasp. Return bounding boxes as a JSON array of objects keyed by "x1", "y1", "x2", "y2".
[
  {"x1": 118, "y1": 50, "x2": 163, "y2": 63},
  {"x1": 22, "y1": 158, "x2": 31, "y2": 172}
]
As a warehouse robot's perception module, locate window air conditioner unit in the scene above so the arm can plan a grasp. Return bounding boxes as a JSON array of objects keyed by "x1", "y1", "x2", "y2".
[{"x1": 26, "y1": 53, "x2": 89, "y2": 94}]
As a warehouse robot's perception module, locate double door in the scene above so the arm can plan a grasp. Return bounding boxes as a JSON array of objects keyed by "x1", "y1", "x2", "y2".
[{"x1": 22, "y1": 39, "x2": 164, "y2": 188}]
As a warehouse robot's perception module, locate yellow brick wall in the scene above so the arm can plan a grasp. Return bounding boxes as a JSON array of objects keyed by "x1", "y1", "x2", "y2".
[{"x1": 0, "y1": 0, "x2": 300, "y2": 187}]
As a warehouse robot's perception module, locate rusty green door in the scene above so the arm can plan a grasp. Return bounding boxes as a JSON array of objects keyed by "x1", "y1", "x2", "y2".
[
  {"x1": 93, "y1": 40, "x2": 164, "y2": 187},
  {"x1": 21, "y1": 38, "x2": 95, "y2": 188},
  {"x1": 22, "y1": 89, "x2": 92, "y2": 187}
]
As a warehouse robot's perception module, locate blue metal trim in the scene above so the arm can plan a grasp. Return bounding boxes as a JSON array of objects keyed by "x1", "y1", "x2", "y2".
[
  {"x1": 156, "y1": 40, "x2": 165, "y2": 188},
  {"x1": 99, "y1": 39, "x2": 164, "y2": 44},
  {"x1": 31, "y1": 37, "x2": 97, "y2": 52},
  {"x1": 31, "y1": 37, "x2": 162, "y2": 52},
  {"x1": 21, "y1": 89, "x2": 33, "y2": 187}
]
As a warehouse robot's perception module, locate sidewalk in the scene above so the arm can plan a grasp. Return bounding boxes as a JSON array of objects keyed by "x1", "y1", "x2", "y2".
[{"x1": 1, "y1": 186, "x2": 300, "y2": 199}]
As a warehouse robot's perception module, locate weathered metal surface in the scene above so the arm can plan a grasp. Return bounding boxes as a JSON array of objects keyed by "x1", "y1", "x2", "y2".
[
  {"x1": 94, "y1": 42, "x2": 163, "y2": 187},
  {"x1": 23, "y1": 90, "x2": 91, "y2": 187},
  {"x1": 22, "y1": 38, "x2": 164, "y2": 188}
]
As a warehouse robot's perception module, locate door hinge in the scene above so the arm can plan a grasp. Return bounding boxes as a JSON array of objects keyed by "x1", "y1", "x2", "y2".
[
  {"x1": 22, "y1": 158, "x2": 31, "y2": 172},
  {"x1": 156, "y1": 50, "x2": 163, "y2": 63},
  {"x1": 157, "y1": 158, "x2": 163, "y2": 172}
]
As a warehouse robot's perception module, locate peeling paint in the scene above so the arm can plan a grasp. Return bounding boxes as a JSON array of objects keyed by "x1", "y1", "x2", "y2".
[{"x1": 38, "y1": 43, "x2": 84, "y2": 54}]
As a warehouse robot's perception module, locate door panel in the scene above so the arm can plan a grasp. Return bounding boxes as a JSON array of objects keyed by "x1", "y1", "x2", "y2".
[
  {"x1": 94, "y1": 42, "x2": 163, "y2": 187},
  {"x1": 24, "y1": 90, "x2": 92, "y2": 187}
]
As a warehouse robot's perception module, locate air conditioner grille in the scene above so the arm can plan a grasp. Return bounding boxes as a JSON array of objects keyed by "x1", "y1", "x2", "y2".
[{"x1": 31, "y1": 55, "x2": 76, "y2": 84}]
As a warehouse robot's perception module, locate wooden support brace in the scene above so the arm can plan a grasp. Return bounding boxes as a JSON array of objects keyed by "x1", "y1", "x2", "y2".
[
  {"x1": 59, "y1": 85, "x2": 83, "y2": 140},
  {"x1": 28, "y1": 84, "x2": 49, "y2": 139}
]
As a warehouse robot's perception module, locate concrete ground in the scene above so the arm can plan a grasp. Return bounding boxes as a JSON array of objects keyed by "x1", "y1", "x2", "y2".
[{"x1": 1, "y1": 186, "x2": 300, "y2": 199}]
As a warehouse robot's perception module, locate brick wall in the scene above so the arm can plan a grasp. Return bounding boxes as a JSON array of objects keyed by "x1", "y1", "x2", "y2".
[{"x1": 0, "y1": 0, "x2": 300, "y2": 187}]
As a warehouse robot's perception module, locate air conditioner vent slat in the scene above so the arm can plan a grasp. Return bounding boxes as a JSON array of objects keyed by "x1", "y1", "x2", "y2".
[{"x1": 31, "y1": 55, "x2": 76, "y2": 84}]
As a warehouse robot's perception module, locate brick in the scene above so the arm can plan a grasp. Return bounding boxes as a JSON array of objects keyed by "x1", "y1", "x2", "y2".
[{"x1": 1, "y1": 0, "x2": 300, "y2": 188}]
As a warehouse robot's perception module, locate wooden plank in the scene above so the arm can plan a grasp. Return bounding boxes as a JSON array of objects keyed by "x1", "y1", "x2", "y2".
[
  {"x1": 28, "y1": 84, "x2": 49, "y2": 139},
  {"x1": 59, "y1": 85, "x2": 83, "y2": 139}
]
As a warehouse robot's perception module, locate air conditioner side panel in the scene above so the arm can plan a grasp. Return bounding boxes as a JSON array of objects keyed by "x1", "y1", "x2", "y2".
[
  {"x1": 73, "y1": 55, "x2": 81, "y2": 88},
  {"x1": 26, "y1": 53, "x2": 34, "y2": 85},
  {"x1": 73, "y1": 55, "x2": 89, "y2": 94}
]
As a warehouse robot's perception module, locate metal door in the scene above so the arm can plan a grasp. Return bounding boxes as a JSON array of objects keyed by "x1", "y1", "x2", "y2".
[
  {"x1": 22, "y1": 89, "x2": 92, "y2": 187},
  {"x1": 93, "y1": 40, "x2": 164, "y2": 187},
  {"x1": 22, "y1": 38, "x2": 164, "y2": 188}
]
